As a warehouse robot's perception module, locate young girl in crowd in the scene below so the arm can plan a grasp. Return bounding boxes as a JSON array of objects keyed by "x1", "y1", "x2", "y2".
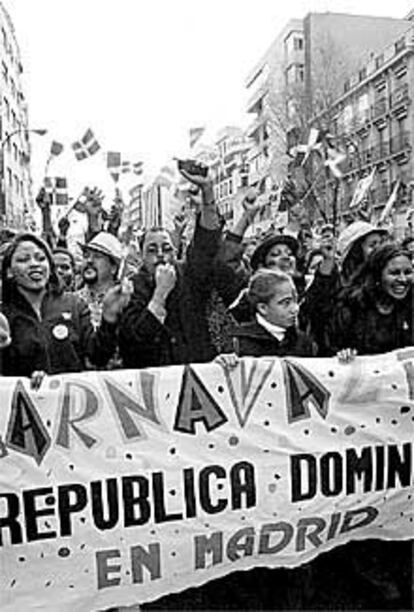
[{"x1": 231, "y1": 268, "x2": 317, "y2": 357}]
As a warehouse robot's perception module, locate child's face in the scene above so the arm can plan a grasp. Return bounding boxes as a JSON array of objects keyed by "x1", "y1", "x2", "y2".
[{"x1": 258, "y1": 280, "x2": 299, "y2": 329}]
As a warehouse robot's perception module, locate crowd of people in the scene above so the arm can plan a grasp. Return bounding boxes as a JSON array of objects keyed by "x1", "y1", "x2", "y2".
[{"x1": 0, "y1": 161, "x2": 413, "y2": 609}]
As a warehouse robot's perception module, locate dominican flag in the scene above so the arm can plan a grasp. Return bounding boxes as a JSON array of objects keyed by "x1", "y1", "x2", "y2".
[
  {"x1": 44, "y1": 177, "x2": 69, "y2": 206},
  {"x1": 189, "y1": 127, "x2": 205, "y2": 148},
  {"x1": 107, "y1": 151, "x2": 122, "y2": 182},
  {"x1": 50, "y1": 140, "x2": 64, "y2": 157},
  {"x1": 121, "y1": 161, "x2": 143, "y2": 175},
  {"x1": 72, "y1": 129, "x2": 101, "y2": 161}
]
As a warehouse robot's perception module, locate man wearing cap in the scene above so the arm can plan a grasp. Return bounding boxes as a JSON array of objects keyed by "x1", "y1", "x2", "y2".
[{"x1": 77, "y1": 231, "x2": 124, "y2": 329}]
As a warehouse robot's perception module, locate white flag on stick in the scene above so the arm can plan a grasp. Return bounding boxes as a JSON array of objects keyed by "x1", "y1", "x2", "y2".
[
  {"x1": 379, "y1": 179, "x2": 401, "y2": 224},
  {"x1": 349, "y1": 168, "x2": 376, "y2": 209}
]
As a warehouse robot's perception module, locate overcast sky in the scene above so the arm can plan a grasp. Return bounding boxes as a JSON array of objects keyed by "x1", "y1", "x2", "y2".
[{"x1": 3, "y1": 0, "x2": 413, "y2": 200}]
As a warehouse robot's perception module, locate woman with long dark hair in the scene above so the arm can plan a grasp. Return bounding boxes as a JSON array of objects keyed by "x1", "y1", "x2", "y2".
[
  {"x1": 0, "y1": 233, "x2": 129, "y2": 377},
  {"x1": 329, "y1": 243, "x2": 413, "y2": 354}
]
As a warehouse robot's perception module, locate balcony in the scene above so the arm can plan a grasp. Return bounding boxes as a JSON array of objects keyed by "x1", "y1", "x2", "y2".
[
  {"x1": 246, "y1": 115, "x2": 265, "y2": 139},
  {"x1": 246, "y1": 84, "x2": 267, "y2": 114}
]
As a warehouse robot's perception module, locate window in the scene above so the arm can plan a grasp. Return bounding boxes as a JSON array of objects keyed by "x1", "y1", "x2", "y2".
[
  {"x1": 294, "y1": 37, "x2": 303, "y2": 51},
  {"x1": 13, "y1": 143, "x2": 18, "y2": 162},
  {"x1": 2, "y1": 28, "x2": 7, "y2": 50},
  {"x1": 13, "y1": 174, "x2": 19, "y2": 194},
  {"x1": 2, "y1": 61, "x2": 8, "y2": 83},
  {"x1": 11, "y1": 110, "x2": 16, "y2": 129},
  {"x1": 395, "y1": 37, "x2": 406, "y2": 54},
  {"x1": 3, "y1": 97, "x2": 10, "y2": 121},
  {"x1": 298, "y1": 65, "x2": 304, "y2": 82},
  {"x1": 375, "y1": 54, "x2": 384, "y2": 70},
  {"x1": 228, "y1": 179, "x2": 233, "y2": 195},
  {"x1": 359, "y1": 67, "x2": 367, "y2": 82},
  {"x1": 7, "y1": 167, "x2": 12, "y2": 188},
  {"x1": 10, "y1": 77, "x2": 15, "y2": 99}
]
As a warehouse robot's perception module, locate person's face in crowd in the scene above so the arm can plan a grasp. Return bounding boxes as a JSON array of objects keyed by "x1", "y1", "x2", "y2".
[
  {"x1": 258, "y1": 280, "x2": 299, "y2": 329},
  {"x1": 142, "y1": 230, "x2": 176, "y2": 275},
  {"x1": 300, "y1": 231, "x2": 313, "y2": 252},
  {"x1": 361, "y1": 232, "x2": 384, "y2": 260},
  {"x1": 54, "y1": 253, "x2": 74, "y2": 290},
  {"x1": 82, "y1": 249, "x2": 116, "y2": 286},
  {"x1": 320, "y1": 230, "x2": 335, "y2": 251},
  {"x1": 8, "y1": 240, "x2": 50, "y2": 293},
  {"x1": 381, "y1": 255, "x2": 413, "y2": 301},
  {"x1": 264, "y1": 243, "x2": 296, "y2": 276}
]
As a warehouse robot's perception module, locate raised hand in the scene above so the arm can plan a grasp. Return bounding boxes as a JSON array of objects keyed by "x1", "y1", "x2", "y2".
[
  {"x1": 102, "y1": 280, "x2": 133, "y2": 323},
  {"x1": 242, "y1": 188, "x2": 268, "y2": 222},
  {"x1": 154, "y1": 263, "x2": 177, "y2": 299}
]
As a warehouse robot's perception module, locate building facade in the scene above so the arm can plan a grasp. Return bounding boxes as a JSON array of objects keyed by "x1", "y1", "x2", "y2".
[
  {"x1": 245, "y1": 11, "x2": 413, "y2": 229},
  {"x1": 328, "y1": 24, "x2": 414, "y2": 234},
  {"x1": 0, "y1": 2, "x2": 34, "y2": 229}
]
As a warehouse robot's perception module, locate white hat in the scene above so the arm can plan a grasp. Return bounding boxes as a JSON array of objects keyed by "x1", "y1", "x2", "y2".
[
  {"x1": 81, "y1": 232, "x2": 123, "y2": 264},
  {"x1": 337, "y1": 221, "x2": 389, "y2": 266}
]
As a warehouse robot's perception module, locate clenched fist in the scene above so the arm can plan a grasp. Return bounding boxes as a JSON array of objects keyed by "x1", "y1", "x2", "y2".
[{"x1": 155, "y1": 263, "x2": 177, "y2": 298}]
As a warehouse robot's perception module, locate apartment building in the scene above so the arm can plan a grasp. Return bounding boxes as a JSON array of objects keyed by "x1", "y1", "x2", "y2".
[
  {"x1": 245, "y1": 20, "x2": 303, "y2": 189},
  {"x1": 328, "y1": 24, "x2": 414, "y2": 233},
  {"x1": 245, "y1": 11, "x2": 412, "y2": 217},
  {"x1": 0, "y1": 2, "x2": 33, "y2": 229}
]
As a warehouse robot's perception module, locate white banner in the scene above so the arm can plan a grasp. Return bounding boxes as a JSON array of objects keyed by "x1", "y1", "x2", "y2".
[{"x1": 0, "y1": 349, "x2": 413, "y2": 611}]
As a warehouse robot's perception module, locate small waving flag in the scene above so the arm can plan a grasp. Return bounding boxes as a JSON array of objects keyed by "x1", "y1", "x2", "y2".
[
  {"x1": 121, "y1": 161, "x2": 143, "y2": 175},
  {"x1": 107, "y1": 151, "x2": 121, "y2": 183},
  {"x1": 155, "y1": 165, "x2": 175, "y2": 189},
  {"x1": 189, "y1": 127, "x2": 205, "y2": 148},
  {"x1": 50, "y1": 141, "x2": 64, "y2": 157},
  {"x1": 349, "y1": 168, "x2": 376, "y2": 209},
  {"x1": 324, "y1": 147, "x2": 346, "y2": 179},
  {"x1": 379, "y1": 179, "x2": 401, "y2": 224},
  {"x1": 72, "y1": 129, "x2": 101, "y2": 161},
  {"x1": 44, "y1": 177, "x2": 69, "y2": 206}
]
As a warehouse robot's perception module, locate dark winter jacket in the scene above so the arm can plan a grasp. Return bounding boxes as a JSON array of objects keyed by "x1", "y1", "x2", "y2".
[
  {"x1": 327, "y1": 288, "x2": 414, "y2": 355},
  {"x1": 299, "y1": 264, "x2": 342, "y2": 355},
  {"x1": 1, "y1": 287, "x2": 118, "y2": 376},
  {"x1": 119, "y1": 222, "x2": 222, "y2": 369},
  {"x1": 232, "y1": 320, "x2": 317, "y2": 358}
]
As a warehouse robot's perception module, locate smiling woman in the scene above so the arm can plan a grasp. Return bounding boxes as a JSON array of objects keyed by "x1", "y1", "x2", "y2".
[
  {"x1": 328, "y1": 243, "x2": 414, "y2": 355},
  {"x1": 0, "y1": 233, "x2": 128, "y2": 377}
]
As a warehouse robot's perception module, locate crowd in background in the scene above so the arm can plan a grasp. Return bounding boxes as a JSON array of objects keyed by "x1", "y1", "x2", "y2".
[{"x1": 0, "y1": 161, "x2": 413, "y2": 610}]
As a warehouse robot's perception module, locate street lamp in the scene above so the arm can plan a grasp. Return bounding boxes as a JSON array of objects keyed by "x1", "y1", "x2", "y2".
[
  {"x1": 0, "y1": 128, "x2": 47, "y2": 228},
  {"x1": 1, "y1": 127, "x2": 47, "y2": 150}
]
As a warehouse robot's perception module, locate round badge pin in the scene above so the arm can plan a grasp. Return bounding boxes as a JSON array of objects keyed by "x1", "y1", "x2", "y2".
[{"x1": 52, "y1": 324, "x2": 69, "y2": 340}]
